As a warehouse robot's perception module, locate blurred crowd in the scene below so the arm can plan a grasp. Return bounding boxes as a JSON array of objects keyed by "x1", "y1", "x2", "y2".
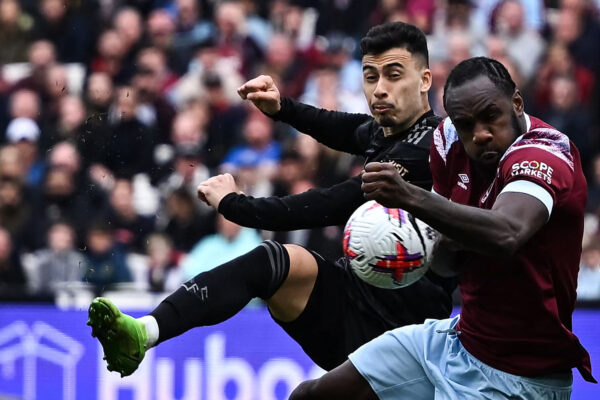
[{"x1": 0, "y1": 0, "x2": 598, "y2": 303}]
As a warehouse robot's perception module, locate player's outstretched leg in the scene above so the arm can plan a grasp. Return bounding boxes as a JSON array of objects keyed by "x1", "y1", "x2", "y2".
[
  {"x1": 87, "y1": 297, "x2": 149, "y2": 377},
  {"x1": 89, "y1": 240, "x2": 313, "y2": 376}
]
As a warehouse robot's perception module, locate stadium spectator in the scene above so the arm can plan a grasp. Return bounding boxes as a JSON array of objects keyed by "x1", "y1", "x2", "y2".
[
  {"x1": 113, "y1": 7, "x2": 144, "y2": 69},
  {"x1": 237, "y1": 0, "x2": 272, "y2": 50},
  {"x1": 0, "y1": 0, "x2": 35, "y2": 64},
  {"x1": 533, "y1": 42, "x2": 596, "y2": 111},
  {"x1": 300, "y1": 65, "x2": 369, "y2": 113},
  {"x1": 7, "y1": 89, "x2": 41, "y2": 123},
  {"x1": 170, "y1": 110, "x2": 206, "y2": 153},
  {"x1": 157, "y1": 143, "x2": 211, "y2": 211},
  {"x1": 202, "y1": 71, "x2": 247, "y2": 168},
  {"x1": 181, "y1": 214, "x2": 262, "y2": 281},
  {"x1": 82, "y1": 221, "x2": 132, "y2": 294},
  {"x1": 132, "y1": 47, "x2": 177, "y2": 144},
  {"x1": 29, "y1": 220, "x2": 84, "y2": 295},
  {"x1": 167, "y1": 39, "x2": 244, "y2": 108},
  {"x1": 10, "y1": 39, "x2": 56, "y2": 96},
  {"x1": 314, "y1": 0, "x2": 374, "y2": 37},
  {"x1": 211, "y1": 0, "x2": 263, "y2": 79},
  {"x1": 0, "y1": 226, "x2": 26, "y2": 299},
  {"x1": 146, "y1": 232, "x2": 181, "y2": 293},
  {"x1": 428, "y1": 0, "x2": 487, "y2": 63},
  {"x1": 30, "y1": 155, "x2": 107, "y2": 249},
  {"x1": 162, "y1": 188, "x2": 215, "y2": 253},
  {"x1": 0, "y1": 175, "x2": 31, "y2": 248},
  {"x1": 146, "y1": 9, "x2": 189, "y2": 75},
  {"x1": 90, "y1": 29, "x2": 130, "y2": 84},
  {"x1": 173, "y1": 0, "x2": 215, "y2": 49},
  {"x1": 477, "y1": 0, "x2": 546, "y2": 31},
  {"x1": 0, "y1": 144, "x2": 27, "y2": 182},
  {"x1": 556, "y1": 0, "x2": 600, "y2": 75},
  {"x1": 541, "y1": 74, "x2": 594, "y2": 176},
  {"x1": 104, "y1": 178, "x2": 155, "y2": 254},
  {"x1": 270, "y1": 148, "x2": 304, "y2": 197},
  {"x1": 45, "y1": 95, "x2": 85, "y2": 147},
  {"x1": 85, "y1": 71, "x2": 113, "y2": 116},
  {"x1": 221, "y1": 111, "x2": 281, "y2": 180},
  {"x1": 33, "y1": 0, "x2": 93, "y2": 63},
  {"x1": 5, "y1": 117, "x2": 43, "y2": 186},
  {"x1": 100, "y1": 86, "x2": 156, "y2": 177},
  {"x1": 492, "y1": 0, "x2": 544, "y2": 82},
  {"x1": 303, "y1": 34, "x2": 364, "y2": 102},
  {"x1": 259, "y1": 33, "x2": 313, "y2": 99}
]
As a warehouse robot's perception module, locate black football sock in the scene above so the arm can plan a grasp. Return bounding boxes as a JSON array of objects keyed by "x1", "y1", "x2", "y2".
[{"x1": 149, "y1": 240, "x2": 290, "y2": 344}]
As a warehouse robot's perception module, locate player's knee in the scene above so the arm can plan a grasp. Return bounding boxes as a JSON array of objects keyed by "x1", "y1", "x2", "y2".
[
  {"x1": 267, "y1": 245, "x2": 318, "y2": 321},
  {"x1": 283, "y1": 244, "x2": 318, "y2": 280},
  {"x1": 289, "y1": 379, "x2": 320, "y2": 400}
]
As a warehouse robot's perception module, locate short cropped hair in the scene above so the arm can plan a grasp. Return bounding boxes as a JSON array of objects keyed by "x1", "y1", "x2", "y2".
[
  {"x1": 443, "y1": 57, "x2": 516, "y2": 107},
  {"x1": 360, "y1": 22, "x2": 429, "y2": 67}
]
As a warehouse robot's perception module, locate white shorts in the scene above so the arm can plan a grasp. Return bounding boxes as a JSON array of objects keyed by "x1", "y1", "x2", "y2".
[{"x1": 348, "y1": 315, "x2": 573, "y2": 400}]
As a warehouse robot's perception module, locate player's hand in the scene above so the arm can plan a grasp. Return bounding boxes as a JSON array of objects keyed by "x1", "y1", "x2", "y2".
[
  {"x1": 429, "y1": 235, "x2": 462, "y2": 278},
  {"x1": 237, "y1": 75, "x2": 281, "y2": 115},
  {"x1": 361, "y1": 162, "x2": 412, "y2": 208},
  {"x1": 197, "y1": 174, "x2": 241, "y2": 209}
]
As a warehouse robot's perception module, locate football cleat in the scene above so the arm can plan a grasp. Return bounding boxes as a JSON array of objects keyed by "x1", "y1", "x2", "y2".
[{"x1": 87, "y1": 297, "x2": 148, "y2": 377}]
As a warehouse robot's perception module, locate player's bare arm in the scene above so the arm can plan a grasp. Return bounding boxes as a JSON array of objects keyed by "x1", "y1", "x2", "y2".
[
  {"x1": 237, "y1": 75, "x2": 281, "y2": 115},
  {"x1": 361, "y1": 162, "x2": 548, "y2": 257},
  {"x1": 197, "y1": 173, "x2": 242, "y2": 209}
]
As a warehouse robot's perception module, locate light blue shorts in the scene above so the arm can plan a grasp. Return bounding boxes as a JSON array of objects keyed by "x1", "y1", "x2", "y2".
[{"x1": 348, "y1": 315, "x2": 573, "y2": 400}]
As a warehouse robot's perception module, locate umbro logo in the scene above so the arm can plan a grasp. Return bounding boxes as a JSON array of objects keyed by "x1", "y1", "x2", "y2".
[{"x1": 457, "y1": 173, "x2": 469, "y2": 190}]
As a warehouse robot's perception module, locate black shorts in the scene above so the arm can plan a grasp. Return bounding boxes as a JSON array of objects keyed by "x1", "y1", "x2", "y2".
[{"x1": 272, "y1": 250, "x2": 455, "y2": 371}]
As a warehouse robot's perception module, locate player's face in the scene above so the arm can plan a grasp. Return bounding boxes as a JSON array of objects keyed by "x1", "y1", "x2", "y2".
[
  {"x1": 445, "y1": 75, "x2": 524, "y2": 167},
  {"x1": 362, "y1": 48, "x2": 431, "y2": 133}
]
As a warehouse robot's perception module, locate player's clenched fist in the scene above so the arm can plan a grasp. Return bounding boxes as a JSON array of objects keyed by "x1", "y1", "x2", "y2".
[
  {"x1": 237, "y1": 75, "x2": 281, "y2": 115},
  {"x1": 197, "y1": 173, "x2": 241, "y2": 209},
  {"x1": 361, "y1": 162, "x2": 414, "y2": 209}
]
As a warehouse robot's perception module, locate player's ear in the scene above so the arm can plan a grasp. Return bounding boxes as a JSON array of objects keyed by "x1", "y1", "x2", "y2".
[
  {"x1": 420, "y1": 68, "x2": 432, "y2": 93},
  {"x1": 512, "y1": 90, "x2": 524, "y2": 116}
]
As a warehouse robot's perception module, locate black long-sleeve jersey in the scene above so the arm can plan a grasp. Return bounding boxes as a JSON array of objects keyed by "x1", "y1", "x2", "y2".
[
  {"x1": 219, "y1": 97, "x2": 440, "y2": 229},
  {"x1": 220, "y1": 97, "x2": 455, "y2": 330}
]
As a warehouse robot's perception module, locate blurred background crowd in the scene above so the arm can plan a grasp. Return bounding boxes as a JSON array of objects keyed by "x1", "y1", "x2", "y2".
[{"x1": 0, "y1": 0, "x2": 598, "y2": 306}]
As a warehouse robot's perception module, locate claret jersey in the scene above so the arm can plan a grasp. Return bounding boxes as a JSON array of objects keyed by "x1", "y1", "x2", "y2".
[{"x1": 430, "y1": 114, "x2": 595, "y2": 382}]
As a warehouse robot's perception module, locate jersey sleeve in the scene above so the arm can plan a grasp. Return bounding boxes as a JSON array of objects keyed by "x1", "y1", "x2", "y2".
[
  {"x1": 272, "y1": 97, "x2": 373, "y2": 155},
  {"x1": 499, "y1": 147, "x2": 574, "y2": 209},
  {"x1": 218, "y1": 175, "x2": 365, "y2": 230},
  {"x1": 429, "y1": 121, "x2": 451, "y2": 198}
]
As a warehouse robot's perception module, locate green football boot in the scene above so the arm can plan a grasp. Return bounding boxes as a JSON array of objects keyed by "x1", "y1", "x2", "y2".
[{"x1": 87, "y1": 297, "x2": 148, "y2": 377}]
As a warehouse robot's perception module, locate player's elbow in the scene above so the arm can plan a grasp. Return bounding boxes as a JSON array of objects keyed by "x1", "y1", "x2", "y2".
[
  {"x1": 289, "y1": 379, "x2": 324, "y2": 400},
  {"x1": 485, "y1": 217, "x2": 528, "y2": 258},
  {"x1": 493, "y1": 233, "x2": 520, "y2": 257}
]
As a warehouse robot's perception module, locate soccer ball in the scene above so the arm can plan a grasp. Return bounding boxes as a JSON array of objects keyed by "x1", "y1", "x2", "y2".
[{"x1": 343, "y1": 200, "x2": 437, "y2": 289}]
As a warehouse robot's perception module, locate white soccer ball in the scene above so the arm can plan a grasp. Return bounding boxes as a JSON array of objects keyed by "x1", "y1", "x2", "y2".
[{"x1": 343, "y1": 200, "x2": 437, "y2": 289}]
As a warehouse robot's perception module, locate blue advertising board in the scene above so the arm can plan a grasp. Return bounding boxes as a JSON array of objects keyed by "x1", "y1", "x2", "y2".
[{"x1": 0, "y1": 305, "x2": 598, "y2": 400}]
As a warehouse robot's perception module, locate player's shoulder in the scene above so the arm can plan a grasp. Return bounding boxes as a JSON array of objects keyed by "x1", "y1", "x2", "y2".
[
  {"x1": 432, "y1": 117, "x2": 461, "y2": 164},
  {"x1": 500, "y1": 115, "x2": 574, "y2": 171},
  {"x1": 402, "y1": 114, "x2": 440, "y2": 149}
]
